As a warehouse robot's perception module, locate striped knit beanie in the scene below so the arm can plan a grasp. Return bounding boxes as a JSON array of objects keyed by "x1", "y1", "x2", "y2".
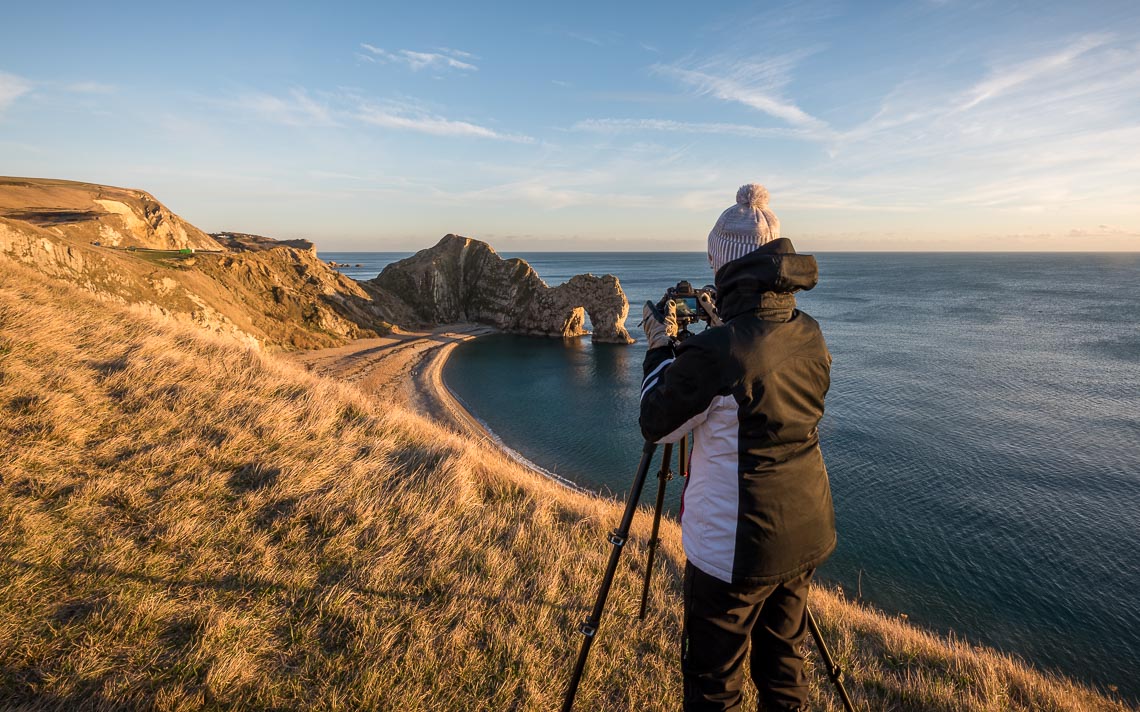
[{"x1": 707, "y1": 183, "x2": 780, "y2": 272}]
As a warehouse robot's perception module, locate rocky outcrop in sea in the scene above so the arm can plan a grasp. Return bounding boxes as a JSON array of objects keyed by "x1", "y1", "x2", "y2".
[{"x1": 370, "y1": 234, "x2": 634, "y2": 343}]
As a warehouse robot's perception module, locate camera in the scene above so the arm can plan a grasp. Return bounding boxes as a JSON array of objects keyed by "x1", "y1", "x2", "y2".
[{"x1": 657, "y1": 280, "x2": 718, "y2": 338}]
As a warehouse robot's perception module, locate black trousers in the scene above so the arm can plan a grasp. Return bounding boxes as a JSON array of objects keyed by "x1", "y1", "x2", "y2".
[{"x1": 682, "y1": 563, "x2": 814, "y2": 712}]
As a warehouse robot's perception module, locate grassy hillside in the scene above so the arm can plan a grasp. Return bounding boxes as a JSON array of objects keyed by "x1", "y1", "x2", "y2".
[
  {"x1": 0, "y1": 212, "x2": 402, "y2": 351},
  {"x1": 0, "y1": 259, "x2": 1130, "y2": 711}
]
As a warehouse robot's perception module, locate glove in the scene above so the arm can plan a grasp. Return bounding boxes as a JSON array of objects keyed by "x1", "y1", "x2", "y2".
[{"x1": 641, "y1": 300, "x2": 678, "y2": 350}]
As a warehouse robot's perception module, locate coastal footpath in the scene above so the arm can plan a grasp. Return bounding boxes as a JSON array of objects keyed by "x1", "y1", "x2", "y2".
[{"x1": 0, "y1": 179, "x2": 1131, "y2": 710}]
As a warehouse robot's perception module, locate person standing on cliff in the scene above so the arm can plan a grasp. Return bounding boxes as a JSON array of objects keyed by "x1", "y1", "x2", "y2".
[{"x1": 639, "y1": 183, "x2": 836, "y2": 711}]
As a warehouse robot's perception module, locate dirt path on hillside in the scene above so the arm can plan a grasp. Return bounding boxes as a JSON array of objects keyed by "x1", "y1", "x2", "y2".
[{"x1": 287, "y1": 324, "x2": 496, "y2": 437}]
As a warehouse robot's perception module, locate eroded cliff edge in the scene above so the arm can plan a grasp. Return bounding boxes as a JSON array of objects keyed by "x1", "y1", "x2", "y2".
[
  {"x1": 0, "y1": 177, "x2": 222, "y2": 251},
  {"x1": 369, "y1": 234, "x2": 634, "y2": 344}
]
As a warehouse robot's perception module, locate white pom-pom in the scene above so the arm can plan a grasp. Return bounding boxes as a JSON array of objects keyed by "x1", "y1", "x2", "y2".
[{"x1": 736, "y1": 183, "x2": 769, "y2": 208}]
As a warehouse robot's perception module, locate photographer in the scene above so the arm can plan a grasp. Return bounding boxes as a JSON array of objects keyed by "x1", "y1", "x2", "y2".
[{"x1": 640, "y1": 184, "x2": 836, "y2": 712}]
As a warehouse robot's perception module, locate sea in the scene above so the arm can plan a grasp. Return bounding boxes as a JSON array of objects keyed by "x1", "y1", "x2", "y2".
[{"x1": 324, "y1": 250, "x2": 1140, "y2": 702}]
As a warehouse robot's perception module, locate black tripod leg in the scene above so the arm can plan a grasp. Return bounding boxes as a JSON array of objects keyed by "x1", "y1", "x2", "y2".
[
  {"x1": 806, "y1": 606, "x2": 857, "y2": 712},
  {"x1": 562, "y1": 441, "x2": 659, "y2": 712},
  {"x1": 638, "y1": 442, "x2": 674, "y2": 619},
  {"x1": 680, "y1": 434, "x2": 689, "y2": 479}
]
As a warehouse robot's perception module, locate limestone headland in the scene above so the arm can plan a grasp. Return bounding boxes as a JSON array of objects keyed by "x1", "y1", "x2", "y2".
[{"x1": 369, "y1": 234, "x2": 634, "y2": 344}]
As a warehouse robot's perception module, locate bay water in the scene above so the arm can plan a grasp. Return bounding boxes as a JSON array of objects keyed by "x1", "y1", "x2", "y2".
[{"x1": 326, "y1": 250, "x2": 1140, "y2": 700}]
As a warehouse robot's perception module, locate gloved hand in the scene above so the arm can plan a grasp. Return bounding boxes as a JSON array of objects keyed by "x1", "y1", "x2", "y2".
[{"x1": 641, "y1": 300, "x2": 678, "y2": 350}]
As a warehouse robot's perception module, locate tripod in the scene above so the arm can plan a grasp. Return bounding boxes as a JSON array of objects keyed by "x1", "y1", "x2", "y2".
[
  {"x1": 639, "y1": 435, "x2": 684, "y2": 619},
  {"x1": 561, "y1": 440, "x2": 658, "y2": 712},
  {"x1": 562, "y1": 438, "x2": 857, "y2": 712}
]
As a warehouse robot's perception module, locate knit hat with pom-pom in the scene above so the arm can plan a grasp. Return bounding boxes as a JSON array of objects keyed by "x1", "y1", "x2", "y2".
[{"x1": 707, "y1": 183, "x2": 780, "y2": 272}]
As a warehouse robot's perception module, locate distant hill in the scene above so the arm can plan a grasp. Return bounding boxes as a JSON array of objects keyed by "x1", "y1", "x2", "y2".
[
  {"x1": 211, "y1": 231, "x2": 316, "y2": 253},
  {"x1": 0, "y1": 177, "x2": 222, "y2": 252}
]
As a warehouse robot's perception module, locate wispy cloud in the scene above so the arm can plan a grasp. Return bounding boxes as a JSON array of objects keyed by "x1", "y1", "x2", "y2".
[
  {"x1": 231, "y1": 89, "x2": 338, "y2": 127},
  {"x1": 604, "y1": 32, "x2": 1140, "y2": 224},
  {"x1": 435, "y1": 46, "x2": 476, "y2": 59},
  {"x1": 958, "y1": 33, "x2": 1112, "y2": 110},
  {"x1": 0, "y1": 74, "x2": 117, "y2": 110},
  {"x1": 0, "y1": 71, "x2": 32, "y2": 112},
  {"x1": 824, "y1": 33, "x2": 1140, "y2": 212},
  {"x1": 653, "y1": 52, "x2": 830, "y2": 132},
  {"x1": 363, "y1": 142, "x2": 712, "y2": 211},
  {"x1": 573, "y1": 117, "x2": 813, "y2": 140},
  {"x1": 224, "y1": 88, "x2": 531, "y2": 142},
  {"x1": 353, "y1": 100, "x2": 533, "y2": 142},
  {"x1": 675, "y1": 181, "x2": 924, "y2": 214},
  {"x1": 566, "y1": 31, "x2": 603, "y2": 47},
  {"x1": 456, "y1": 178, "x2": 655, "y2": 209},
  {"x1": 359, "y1": 44, "x2": 478, "y2": 71}
]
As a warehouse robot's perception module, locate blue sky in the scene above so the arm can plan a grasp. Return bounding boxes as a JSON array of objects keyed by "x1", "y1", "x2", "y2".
[{"x1": 2, "y1": 0, "x2": 1138, "y2": 250}]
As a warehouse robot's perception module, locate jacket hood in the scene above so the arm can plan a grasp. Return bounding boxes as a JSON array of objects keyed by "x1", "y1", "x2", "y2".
[{"x1": 714, "y1": 238, "x2": 818, "y2": 321}]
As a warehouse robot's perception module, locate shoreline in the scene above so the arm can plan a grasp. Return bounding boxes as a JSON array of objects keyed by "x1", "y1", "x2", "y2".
[
  {"x1": 288, "y1": 324, "x2": 591, "y2": 494},
  {"x1": 440, "y1": 380, "x2": 591, "y2": 494}
]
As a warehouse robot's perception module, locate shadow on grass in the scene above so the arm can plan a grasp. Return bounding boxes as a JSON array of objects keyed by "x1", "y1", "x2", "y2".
[{"x1": 227, "y1": 462, "x2": 282, "y2": 493}]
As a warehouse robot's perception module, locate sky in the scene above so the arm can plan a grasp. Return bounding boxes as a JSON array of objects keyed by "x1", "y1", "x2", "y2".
[{"x1": 1, "y1": 0, "x2": 1138, "y2": 251}]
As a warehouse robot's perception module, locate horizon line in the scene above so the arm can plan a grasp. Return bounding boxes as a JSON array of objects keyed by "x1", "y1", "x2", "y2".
[{"x1": 315, "y1": 248, "x2": 1140, "y2": 254}]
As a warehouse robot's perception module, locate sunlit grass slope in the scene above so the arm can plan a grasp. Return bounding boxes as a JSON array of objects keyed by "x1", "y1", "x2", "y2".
[{"x1": 0, "y1": 260, "x2": 1129, "y2": 711}]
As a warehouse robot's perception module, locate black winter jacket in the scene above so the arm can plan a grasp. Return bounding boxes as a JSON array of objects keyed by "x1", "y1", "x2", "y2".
[{"x1": 639, "y1": 238, "x2": 836, "y2": 585}]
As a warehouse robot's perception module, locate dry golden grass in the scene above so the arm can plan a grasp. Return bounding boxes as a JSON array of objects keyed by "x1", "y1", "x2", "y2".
[{"x1": 0, "y1": 259, "x2": 1131, "y2": 711}]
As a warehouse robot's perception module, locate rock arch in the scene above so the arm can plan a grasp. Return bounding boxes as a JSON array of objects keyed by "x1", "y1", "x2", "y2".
[{"x1": 545, "y1": 274, "x2": 634, "y2": 343}]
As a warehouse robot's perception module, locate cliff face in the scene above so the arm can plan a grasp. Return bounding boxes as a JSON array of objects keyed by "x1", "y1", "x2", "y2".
[
  {"x1": 370, "y1": 234, "x2": 634, "y2": 343},
  {"x1": 0, "y1": 180, "x2": 410, "y2": 349},
  {"x1": 0, "y1": 215, "x2": 409, "y2": 349},
  {"x1": 0, "y1": 177, "x2": 222, "y2": 251}
]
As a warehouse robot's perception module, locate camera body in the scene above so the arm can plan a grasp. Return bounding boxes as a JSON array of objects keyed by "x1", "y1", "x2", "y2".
[{"x1": 657, "y1": 280, "x2": 718, "y2": 337}]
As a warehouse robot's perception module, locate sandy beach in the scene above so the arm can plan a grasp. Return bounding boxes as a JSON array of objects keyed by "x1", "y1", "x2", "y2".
[
  {"x1": 289, "y1": 326, "x2": 595, "y2": 492},
  {"x1": 288, "y1": 324, "x2": 497, "y2": 438}
]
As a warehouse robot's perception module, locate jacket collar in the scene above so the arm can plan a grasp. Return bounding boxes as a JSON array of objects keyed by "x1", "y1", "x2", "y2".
[{"x1": 714, "y1": 238, "x2": 819, "y2": 322}]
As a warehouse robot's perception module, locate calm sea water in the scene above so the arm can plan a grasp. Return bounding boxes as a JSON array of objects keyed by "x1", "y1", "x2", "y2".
[{"x1": 326, "y1": 251, "x2": 1140, "y2": 700}]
